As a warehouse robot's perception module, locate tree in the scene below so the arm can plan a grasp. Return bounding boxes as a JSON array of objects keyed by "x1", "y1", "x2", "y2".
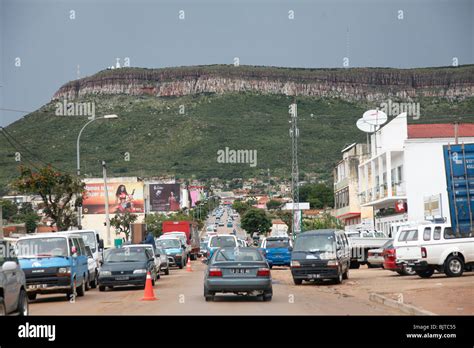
[
  {"x1": 299, "y1": 183, "x2": 334, "y2": 209},
  {"x1": 110, "y1": 211, "x2": 138, "y2": 241},
  {"x1": 0, "y1": 199, "x2": 18, "y2": 221},
  {"x1": 266, "y1": 199, "x2": 281, "y2": 210},
  {"x1": 241, "y1": 208, "x2": 272, "y2": 236},
  {"x1": 12, "y1": 203, "x2": 40, "y2": 233},
  {"x1": 232, "y1": 200, "x2": 252, "y2": 215},
  {"x1": 12, "y1": 166, "x2": 85, "y2": 231},
  {"x1": 303, "y1": 213, "x2": 343, "y2": 230}
]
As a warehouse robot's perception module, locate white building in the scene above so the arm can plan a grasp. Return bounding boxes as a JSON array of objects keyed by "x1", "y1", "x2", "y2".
[{"x1": 358, "y1": 113, "x2": 474, "y2": 236}]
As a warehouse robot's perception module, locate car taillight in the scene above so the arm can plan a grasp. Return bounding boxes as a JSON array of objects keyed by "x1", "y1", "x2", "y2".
[
  {"x1": 257, "y1": 268, "x2": 270, "y2": 277},
  {"x1": 208, "y1": 268, "x2": 222, "y2": 277},
  {"x1": 421, "y1": 247, "x2": 427, "y2": 258}
]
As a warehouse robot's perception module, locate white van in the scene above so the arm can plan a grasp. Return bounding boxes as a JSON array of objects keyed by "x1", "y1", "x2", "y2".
[{"x1": 395, "y1": 223, "x2": 474, "y2": 278}]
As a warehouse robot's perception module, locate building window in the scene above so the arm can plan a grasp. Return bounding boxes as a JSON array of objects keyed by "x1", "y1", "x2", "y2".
[{"x1": 397, "y1": 166, "x2": 403, "y2": 183}]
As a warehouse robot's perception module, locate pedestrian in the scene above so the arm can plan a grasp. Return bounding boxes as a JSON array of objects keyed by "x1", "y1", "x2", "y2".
[{"x1": 142, "y1": 231, "x2": 156, "y2": 249}]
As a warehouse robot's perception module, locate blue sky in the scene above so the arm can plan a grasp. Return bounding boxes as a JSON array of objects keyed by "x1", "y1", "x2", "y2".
[{"x1": 1, "y1": 0, "x2": 473, "y2": 126}]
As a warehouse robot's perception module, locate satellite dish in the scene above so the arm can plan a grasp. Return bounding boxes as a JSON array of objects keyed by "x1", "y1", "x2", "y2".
[
  {"x1": 357, "y1": 118, "x2": 380, "y2": 133},
  {"x1": 363, "y1": 109, "x2": 387, "y2": 126}
]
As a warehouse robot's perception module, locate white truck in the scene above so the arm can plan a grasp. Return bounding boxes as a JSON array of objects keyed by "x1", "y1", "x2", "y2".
[
  {"x1": 395, "y1": 222, "x2": 474, "y2": 278},
  {"x1": 345, "y1": 230, "x2": 391, "y2": 268}
]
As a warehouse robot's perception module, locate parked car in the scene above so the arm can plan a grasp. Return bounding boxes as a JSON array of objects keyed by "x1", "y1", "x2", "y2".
[
  {"x1": 367, "y1": 244, "x2": 387, "y2": 268},
  {"x1": 155, "y1": 246, "x2": 170, "y2": 275},
  {"x1": 199, "y1": 242, "x2": 209, "y2": 257},
  {"x1": 160, "y1": 233, "x2": 190, "y2": 262},
  {"x1": 203, "y1": 247, "x2": 272, "y2": 302},
  {"x1": 123, "y1": 244, "x2": 160, "y2": 279},
  {"x1": 156, "y1": 238, "x2": 187, "y2": 269},
  {"x1": 206, "y1": 235, "x2": 238, "y2": 260},
  {"x1": 227, "y1": 222, "x2": 233, "y2": 228},
  {"x1": 84, "y1": 245, "x2": 99, "y2": 289},
  {"x1": 98, "y1": 246, "x2": 156, "y2": 291},
  {"x1": 16, "y1": 233, "x2": 89, "y2": 301},
  {"x1": 260, "y1": 237, "x2": 292, "y2": 268},
  {"x1": 0, "y1": 239, "x2": 28, "y2": 315},
  {"x1": 62, "y1": 229, "x2": 104, "y2": 267},
  {"x1": 382, "y1": 241, "x2": 416, "y2": 276},
  {"x1": 395, "y1": 223, "x2": 474, "y2": 278},
  {"x1": 291, "y1": 230, "x2": 351, "y2": 285},
  {"x1": 345, "y1": 230, "x2": 390, "y2": 269}
]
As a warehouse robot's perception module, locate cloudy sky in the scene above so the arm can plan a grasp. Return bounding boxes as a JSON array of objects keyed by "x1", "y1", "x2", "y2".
[{"x1": 1, "y1": 0, "x2": 473, "y2": 126}]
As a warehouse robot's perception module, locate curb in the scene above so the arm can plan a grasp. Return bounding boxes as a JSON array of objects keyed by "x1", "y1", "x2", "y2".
[{"x1": 369, "y1": 293, "x2": 436, "y2": 316}]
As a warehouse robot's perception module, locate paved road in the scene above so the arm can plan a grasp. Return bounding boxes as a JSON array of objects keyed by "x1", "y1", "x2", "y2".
[
  {"x1": 29, "y1": 208, "x2": 400, "y2": 315},
  {"x1": 30, "y1": 259, "x2": 400, "y2": 315}
]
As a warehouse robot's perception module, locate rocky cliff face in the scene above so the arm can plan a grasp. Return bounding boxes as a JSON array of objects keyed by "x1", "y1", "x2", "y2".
[{"x1": 52, "y1": 65, "x2": 474, "y2": 102}]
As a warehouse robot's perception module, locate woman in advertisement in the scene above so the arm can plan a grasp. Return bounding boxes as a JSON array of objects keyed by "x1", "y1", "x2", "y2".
[
  {"x1": 168, "y1": 191, "x2": 180, "y2": 211},
  {"x1": 115, "y1": 184, "x2": 135, "y2": 213}
]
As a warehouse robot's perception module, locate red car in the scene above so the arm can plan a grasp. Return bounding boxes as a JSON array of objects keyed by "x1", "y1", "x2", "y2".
[{"x1": 383, "y1": 241, "x2": 415, "y2": 276}]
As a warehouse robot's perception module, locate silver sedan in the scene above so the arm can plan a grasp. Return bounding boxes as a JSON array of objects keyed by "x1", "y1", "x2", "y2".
[{"x1": 203, "y1": 247, "x2": 272, "y2": 302}]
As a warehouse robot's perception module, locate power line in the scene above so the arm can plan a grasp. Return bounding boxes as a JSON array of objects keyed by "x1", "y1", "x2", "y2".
[
  {"x1": 0, "y1": 130, "x2": 41, "y2": 170},
  {"x1": 0, "y1": 127, "x2": 68, "y2": 173}
]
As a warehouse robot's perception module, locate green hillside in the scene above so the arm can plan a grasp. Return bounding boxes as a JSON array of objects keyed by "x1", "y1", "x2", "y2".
[{"x1": 1, "y1": 90, "x2": 474, "y2": 193}]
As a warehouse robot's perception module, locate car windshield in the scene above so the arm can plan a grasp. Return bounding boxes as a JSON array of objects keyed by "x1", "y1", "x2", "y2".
[
  {"x1": 104, "y1": 248, "x2": 147, "y2": 263},
  {"x1": 76, "y1": 232, "x2": 96, "y2": 253},
  {"x1": 16, "y1": 237, "x2": 68, "y2": 258},
  {"x1": 214, "y1": 248, "x2": 263, "y2": 262},
  {"x1": 266, "y1": 239, "x2": 290, "y2": 248},
  {"x1": 294, "y1": 234, "x2": 335, "y2": 252},
  {"x1": 382, "y1": 240, "x2": 393, "y2": 249},
  {"x1": 209, "y1": 236, "x2": 236, "y2": 248},
  {"x1": 157, "y1": 239, "x2": 181, "y2": 248}
]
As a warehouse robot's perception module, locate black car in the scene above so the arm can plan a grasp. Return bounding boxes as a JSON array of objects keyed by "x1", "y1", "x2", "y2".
[
  {"x1": 98, "y1": 246, "x2": 156, "y2": 291},
  {"x1": 290, "y1": 229, "x2": 351, "y2": 285}
]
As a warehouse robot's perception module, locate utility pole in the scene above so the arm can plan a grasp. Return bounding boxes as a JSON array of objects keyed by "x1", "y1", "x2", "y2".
[
  {"x1": 102, "y1": 161, "x2": 111, "y2": 246},
  {"x1": 0, "y1": 204, "x2": 4, "y2": 239},
  {"x1": 289, "y1": 97, "x2": 300, "y2": 239}
]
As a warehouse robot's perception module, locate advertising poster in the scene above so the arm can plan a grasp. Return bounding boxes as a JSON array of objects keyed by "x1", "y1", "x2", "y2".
[
  {"x1": 83, "y1": 182, "x2": 144, "y2": 214},
  {"x1": 149, "y1": 183, "x2": 181, "y2": 212}
]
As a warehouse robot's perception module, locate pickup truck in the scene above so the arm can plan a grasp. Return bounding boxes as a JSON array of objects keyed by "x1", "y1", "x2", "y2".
[{"x1": 345, "y1": 230, "x2": 391, "y2": 268}]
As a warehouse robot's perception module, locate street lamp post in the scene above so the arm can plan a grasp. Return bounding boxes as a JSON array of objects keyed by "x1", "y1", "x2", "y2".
[{"x1": 76, "y1": 114, "x2": 118, "y2": 227}]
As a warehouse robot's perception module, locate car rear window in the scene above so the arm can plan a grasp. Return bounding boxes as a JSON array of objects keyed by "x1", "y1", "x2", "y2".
[
  {"x1": 215, "y1": 248, "x2": 263, "y2": 262},
  {"x1": 266, "y1": 239, "x2": 290, "y2": 248},
  {"x1": 209, "y1": 236, "x2": 236, "y2": 248},
  {"x1": 105, "y1": 249, "x2": 147, "y2": 262}
]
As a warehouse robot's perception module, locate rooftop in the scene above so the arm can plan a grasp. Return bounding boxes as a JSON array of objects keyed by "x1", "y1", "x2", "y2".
[{"x1": 407, "y1": 123, "x2": 474, "y2": 139}]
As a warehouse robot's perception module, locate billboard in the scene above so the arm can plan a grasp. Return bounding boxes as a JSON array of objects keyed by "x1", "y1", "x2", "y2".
[
  {"x1": 83, "y1": 182, "x2": 145, "y2": 214},
  {"x1": 189, "y1": 186, "x2": 206, "y2": 207},
  {"x1": 149, "y1": 183, "x2": 181, "y2": 212}
]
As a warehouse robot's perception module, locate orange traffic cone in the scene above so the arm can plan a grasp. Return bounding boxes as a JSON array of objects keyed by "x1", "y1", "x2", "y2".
[
  {"x1": 141, "y1": 272, "x2": 158, "y2": 301},
  {"x1": 186, "y1": 258, "x2": 193, "y2": 272}
]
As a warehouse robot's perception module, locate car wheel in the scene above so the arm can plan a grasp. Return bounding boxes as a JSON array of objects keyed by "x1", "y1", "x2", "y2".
[
  {"x1": 204, "y1": 287, "x2": 214, "y2": 301},
  {"x1": 342, "y1": 269, "x2": 349, "y2": 280},
  {"x1": 269, "y1": 264, "x2": 273, "y2": 269},
  {"x1": 444, "y1": 255, "x2": 464, "y2": 277},
  {"x1": 85, "y1": 273, "x2": 90, "y2": 291},
  {"x1": 293, "y1": 278, "x2": 303, "y2": 285},
  {"x1": 402, "y1": 266, "x2": 416, "y2": 276},
  {"x1": 17, "y1": 289, "x2": 29, "y2": 316},
  {"x1": 190, "y1": 254, "x2": 196, "y2": 261},
  {"x1": 178, "y1": 262, "x2": 184, "y2": 269},
  {"x1": 263, "y1": 291, "x2": 272, "y2": 302},
  {"x1": 90, "y1": 271, "x2": 98, "y2": 289},
  {"x1": 415, "y1": 268, "x2": 435, "y2": 278},
  {"x1": 66, "y1": 280, "x2": 77, "y2": 300},
  {"x1": 334, "y1": 269, "x2": 343, "y2": 284},
  {"x1": 99, "y1": 285, "x2": 106, "y2": 292},
  {"x1": 0, "y1": 297, "x2": 5, "y2": 316},
  {"x1": 164, "y1": 267, "x2": 170, "y2": 275},
  {"x1": 367, "y1": 263, "x2": 377, "y2": 268},
  {"x1": 350, "y1": 261, "x2": 360, "y2": 269},
  {"x1": 76, "y1": 277, "x2": 86, "y2": 297},
  {"x1": 27, "y1": 293, "x2": 37, "y2": 301}
]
